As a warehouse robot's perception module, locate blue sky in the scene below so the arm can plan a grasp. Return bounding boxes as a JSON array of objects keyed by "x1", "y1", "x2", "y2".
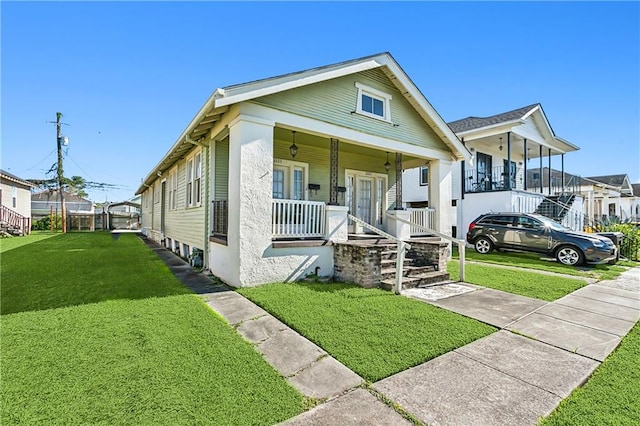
[{"x1": 2, "y1": 1, "x2": 639, "y2": 202}]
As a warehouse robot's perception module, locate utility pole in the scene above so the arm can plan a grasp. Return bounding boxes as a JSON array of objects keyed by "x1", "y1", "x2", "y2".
[{"x1": 56, "y1": 112, "x2": 67, "y2": 233}]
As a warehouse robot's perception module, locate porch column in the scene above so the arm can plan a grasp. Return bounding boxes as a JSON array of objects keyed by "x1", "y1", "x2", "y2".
[
  {"x1": 226, "y1": 114, "x2": 275, "y2": 287},
  {"x1": 523, "y1": 139, "x2": 528, "y2": 191},
  {"x1": 394, "y1": 152, "x2": 403, "y2": 209},
  {"x1": 539, "y1": 145, "x2": 543, "y2": 193},
  {"x1": 561, "y1": 153, "x2": 565, "y2": 192},
  {"x1": 548, "y1": 148, "x2": 552, "y2": 195},
  {"x1": 506, "y1": 131, "x2": 511, "y2": 190},
  {"x1": 461, "y1": 137, "x2": 465, "y2": 199},
  {"x1": 329, "y1": 138, "x2": 339, "y2": 205},
  {"x1": 428, "y1": 159, "x2": 453, "y2": 236}
]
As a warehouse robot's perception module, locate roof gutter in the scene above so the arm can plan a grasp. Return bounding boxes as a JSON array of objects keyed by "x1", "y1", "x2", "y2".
[{"x1": 137, "y1": 92, "x2": 219, "y2": 194}]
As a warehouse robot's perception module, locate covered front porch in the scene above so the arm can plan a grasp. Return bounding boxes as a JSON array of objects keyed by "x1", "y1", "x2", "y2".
[{"x1": 210, "y1": 125, "x2": 447, "y2": 245}]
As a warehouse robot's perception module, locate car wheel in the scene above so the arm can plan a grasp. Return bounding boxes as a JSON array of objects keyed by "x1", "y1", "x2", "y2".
[
  {"x1": 555, "y1": 245, "x2": 584, "y2": 266},
  {"x1": 474, "y1": 237, "x2": 493, "y2": 254}
]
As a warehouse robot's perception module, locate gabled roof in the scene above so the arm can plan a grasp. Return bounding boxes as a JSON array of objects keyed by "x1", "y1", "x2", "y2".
[
  {"x1": 632, "y1": 184, "x2": 640, "y2": 197},
  {"x1": 448, "y1": 103, "x2": 540, "y2": 133},
  {"x1": 585, "y1": 174, "x2": 628, "y2": 188},
  {"x1": 447, "y1": 103, "x2": 579, "y2": 154},
  {"x1": 0, "y1": 169, "x2": 36, "y2": 188},
  {"x1": 137, "y1": 52, "x2": 469, "y2": 194},
  {"x1": 32, "y1": 189, "x2": 92, "y2": 204}
]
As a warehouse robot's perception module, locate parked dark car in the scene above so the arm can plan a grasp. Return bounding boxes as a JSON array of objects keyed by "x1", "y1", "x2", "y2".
[{"x1": 466, "y1": 212, "x2": 617, "y2": 266}]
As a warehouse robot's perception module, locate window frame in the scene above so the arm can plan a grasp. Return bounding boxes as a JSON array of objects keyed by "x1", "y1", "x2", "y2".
[
  {"x1": 419, "y1": 166, "x2": 429, "y2": 186},
  {"x1": 272, "y1": 158, "x2": 309, "y2": 200},
  {"x1": 355, "y1": 82, "x2": 392, "y2": 123},
  {"x1": 168, "y1": 168, "x2": 178, "y2": 210},
  {"x1": 186, "y1": 150, "x2": 202, "y2": 208}
]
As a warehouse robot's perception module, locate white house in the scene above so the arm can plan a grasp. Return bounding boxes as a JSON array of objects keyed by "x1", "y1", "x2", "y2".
[
  {"x1": 0, "y1": 169, "x2": 35, "y2": 235},
  {"x1": 576, "y1": 174, "x2": 639, "y2": 223},
  {"x1": 403, "y1": 104, "x2": 583, "y2": 236},
  {"x1": 31, "y1": 189, "x2": 96, "y2": 231},
  {"x1": 137, "y1": 53, "x2": 470, "y2": 288}
]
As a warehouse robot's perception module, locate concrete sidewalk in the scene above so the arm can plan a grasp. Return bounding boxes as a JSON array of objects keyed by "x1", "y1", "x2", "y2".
[
  {"x1": 146, "y1": 238, "x2": 639, "y2": 425},
  {"x1": 379, "y1": 267, "x2": 639, "y2": 425}
]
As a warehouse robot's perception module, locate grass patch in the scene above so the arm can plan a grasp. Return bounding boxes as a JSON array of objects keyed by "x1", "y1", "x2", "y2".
[
  {"x1": 238, "y1": 283, "x2": 495, "y2": 382},
  {"x1": 448, "y1": 260, "x2": 586, "y2": 301},
  {"x1": 541, "y1": 321, "x2": 640, "y2": 426},
  {"x1": 1, "y1": 232, "x2": 193, "y2": 315},
  {"x1": 1, "y1": 233, "x2": 304, "y2": 425},
  {"x1": 453, "y1": 247, "x2": 629, "y2": 281},
  {"x1": 0, "y1": 231, "x2": 58, "y2": 253}
]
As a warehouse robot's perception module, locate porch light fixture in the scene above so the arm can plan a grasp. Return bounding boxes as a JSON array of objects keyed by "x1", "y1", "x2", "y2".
[
  {"x1": 499, "y1": 137, "x2": 503, "y2": 151},
  {"x1": 384, "y1": 152, "x2": 391, "y2": 171},
  {"x1": 289, "y1": 131, "x2": 298, "y2": 158}
]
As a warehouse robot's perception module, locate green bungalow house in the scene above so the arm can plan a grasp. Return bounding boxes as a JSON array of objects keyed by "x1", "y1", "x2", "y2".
[{"x1": 137, "y1": 53, "x2": 470, "y2": 288}]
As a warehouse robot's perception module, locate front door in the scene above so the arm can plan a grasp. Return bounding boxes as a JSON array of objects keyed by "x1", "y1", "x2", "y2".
[{"x1": 346, "y1": 170, "x2": 387, "y2": 234}]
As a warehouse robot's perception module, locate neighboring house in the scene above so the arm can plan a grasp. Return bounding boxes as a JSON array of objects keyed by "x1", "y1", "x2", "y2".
[
  {"x1": 31, "y1": 189, "x2": 95, "y2": 231},
  {"x1": 403, "y1": 104, "x2": 582, "y2": 236},
  {"x1": 577, "y1": 174, "x2": 639, "y2": 223},
  {"x1": 137, "y1": 52, "x2": 470, "y2": 288},
  {"x1": 0, "y1": 169, "x2": 36, "y2": 235}
]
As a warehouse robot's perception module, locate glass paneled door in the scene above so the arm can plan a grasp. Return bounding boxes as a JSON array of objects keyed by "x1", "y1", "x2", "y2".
[{"x1": 346, "y1": 170, "x2": 387, "y2": 234}]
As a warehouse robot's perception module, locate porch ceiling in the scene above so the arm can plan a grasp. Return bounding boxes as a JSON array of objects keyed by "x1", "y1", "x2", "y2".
[
  {"x1": 273, "y1": 127, "x2": 422, "y2": 165},
  {"x1": 468, "y1": 133, "x2": 566, "y2": 159}
]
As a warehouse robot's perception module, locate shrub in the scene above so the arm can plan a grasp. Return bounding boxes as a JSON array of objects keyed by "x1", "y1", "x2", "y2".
[
  {"x1": 593, "y1": 217, "x2": 640, "y2": 261},
  {"x1": 31, "y1": 215, "x2": 63, "y2": 231}
]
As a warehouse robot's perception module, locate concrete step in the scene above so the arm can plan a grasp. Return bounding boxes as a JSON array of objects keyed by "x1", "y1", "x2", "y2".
[
  {"x1": 381, "y1": 265, "x2": 437, "y2": 280},
  {"x1": 380, "y1": 271, "x2": 450, "y2": 291},
  {"x1": 381, "y1": 258, "x2": 415, "y2": 268}
]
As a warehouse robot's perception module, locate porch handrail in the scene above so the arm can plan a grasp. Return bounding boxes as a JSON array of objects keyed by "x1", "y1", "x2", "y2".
[
  {"x1": 388, "y1": 214, "x2": 466, "y2": 283},
  {"x1": 348, "y1": 213, "x2": 410, "y2": 295},
  {"x1": 0, "y1": 204, "x2": 30, "y2": 235},
  {"x1": 272, "y1": 199, "x2": 326, "y2": 238}
]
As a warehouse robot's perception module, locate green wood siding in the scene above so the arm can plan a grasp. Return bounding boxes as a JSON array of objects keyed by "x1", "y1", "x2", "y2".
[
  {"x1": 253, "y1": 68, "x2": 448, "y2": 152},
  {"x1": 214, "y1": 137, "x2": 229, "y2": 200},
  {"x1": 162, "y1": 151, "x2": 206, "y2": 250},
  {"x1": 273, "y1": 138, "x2": 397, "y2": 206}
]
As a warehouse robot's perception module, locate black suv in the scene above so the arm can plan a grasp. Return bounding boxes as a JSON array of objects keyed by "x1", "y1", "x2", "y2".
[{"x1": 467, "y1": 212, "x2": 617, "y2": 266}]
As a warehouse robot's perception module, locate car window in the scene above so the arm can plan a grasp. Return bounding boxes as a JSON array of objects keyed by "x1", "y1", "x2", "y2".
[
  {"x1": 481, "y1": 215, "x2": 514, "y2": 226},
  {"x1": 517, "y1": 216, "x2": 543, "y2": 230}
]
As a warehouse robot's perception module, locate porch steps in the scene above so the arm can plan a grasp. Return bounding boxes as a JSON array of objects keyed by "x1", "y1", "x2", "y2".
[
  {"x1": 379, "y1": 247, "x2": 449, "y2": 291},
  {"x1": 0, "y1": 221, "x2": 23, "y2": 236},
  {"x1": 535, "y1": 194, "x2": 576, "y2": 222}
]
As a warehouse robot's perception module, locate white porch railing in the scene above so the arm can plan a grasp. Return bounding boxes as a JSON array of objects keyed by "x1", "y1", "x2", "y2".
[
  {"x1": 408, "y1": 208, "x2": 436, "y2": 236},
  {"x1": 272, "y1": 199, "x2": 326, "y2": 238}
]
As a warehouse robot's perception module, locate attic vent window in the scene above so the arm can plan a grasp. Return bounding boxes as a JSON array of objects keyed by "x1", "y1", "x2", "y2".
[{"x1": 355, "y1": 82, "x2": 392, "y2": 122}]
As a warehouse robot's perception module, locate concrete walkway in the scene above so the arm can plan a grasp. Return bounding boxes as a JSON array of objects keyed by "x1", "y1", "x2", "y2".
[
  {"x1": 378, "y1": 267, "x2": 639, "y2": 425},
  {"x1": 146, "y1": 238, "x2": 639, "y2": 425}
]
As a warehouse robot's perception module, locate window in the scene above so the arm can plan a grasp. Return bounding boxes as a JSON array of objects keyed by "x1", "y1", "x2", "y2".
[
  {"x1": 420, "y1": 166, "x2": 428, "y2": 186},
  {"x1": 186, "y1": 151, "x2": 202, "y2": 207},
  {"x1": 355, "y1": 82, "x2": 392, "y2": 122},
  {"x1": 11, "y1": 186, "x2": 17, "y2": 208},
  {"x1": 168, "y1": 169, "x2": 178, "y2": 210},
  {"x1": 194, "y1": 152, "x2": 202, "y2": 205},
  {"x1": 272, "y1": 158, "x2": 308, "y2": 200}
]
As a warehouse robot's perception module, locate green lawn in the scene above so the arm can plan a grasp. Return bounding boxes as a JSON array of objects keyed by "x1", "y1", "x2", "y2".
[
  {"x1": 238, "y1": 283, "x2": 495, "y2": 382},
  {"x1": 453, "y1": 247, "x2": 631, "y2": 281},
  {"x1": 0, "y1": 230, "x2": 57, "y2": 253},
  {"x1": 541, "y1": 321, "x2": 640, "y2": 426},
  {"x1": 448, "y1": 260, "x2": 586, "y2": 301},
  {"x1": 1, "y1": 233, "x2": 304, "y2": 425}
]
